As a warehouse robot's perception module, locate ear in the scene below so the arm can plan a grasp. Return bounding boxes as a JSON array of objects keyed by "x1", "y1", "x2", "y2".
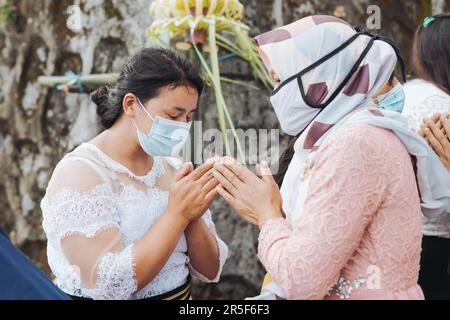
[
  {"x1": 123, "y1": 93, "x2": 138, "y2": 118},
  {"x1": 391, "y1": 77, "x2": 400, "y2": 87}
]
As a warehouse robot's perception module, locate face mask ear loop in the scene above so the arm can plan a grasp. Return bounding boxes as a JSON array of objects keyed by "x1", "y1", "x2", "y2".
[
  {"x1": 355, "y1": 26, "x2": 406, "y2": 83},
  {"x1": 381, "y1": 37, "x2": 407, "y2": 83},
  {"x1": 134, "y1": 97, "x2": 155, "y2": 135},
  {"x1": 288, "y1": 33, "x2": 375, "y2": 140},
  {"x1": 136, "y1": 97, "x2": 155, "y2": 122},
  {"x1": 270, "y1": 32, "x2": 363, "y2": 97},
  {"x1": 132, "y1": 118, "x2": 139, "y2": 131},
  {"x1": 298, "y1": 34, "x2": 376, "y2": 109}
]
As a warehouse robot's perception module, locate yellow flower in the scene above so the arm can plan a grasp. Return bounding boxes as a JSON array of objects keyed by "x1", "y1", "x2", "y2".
[
  {"x1": 150, "y1": 0, "x2": 244, "y2": 21},
  {"x1": 147, "y1": 0, "x2": 272, "y2": 164}
]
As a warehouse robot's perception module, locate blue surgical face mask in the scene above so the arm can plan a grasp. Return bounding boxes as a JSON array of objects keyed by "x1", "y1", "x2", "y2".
[
  {"x1": 376, "y1": 83, "x2": 405, "y2": 113},
  {"x1": 132, "y1": 98, "x2": 191, "y2": 157}
]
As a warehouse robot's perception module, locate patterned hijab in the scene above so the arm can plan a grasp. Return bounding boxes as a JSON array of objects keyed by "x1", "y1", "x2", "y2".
[
  {"x1": 255, "y1": 15, "x2": 450, "y2": 219},
  {"x1": 255, "y1": 15, "x2": 398, "y2": 150}
]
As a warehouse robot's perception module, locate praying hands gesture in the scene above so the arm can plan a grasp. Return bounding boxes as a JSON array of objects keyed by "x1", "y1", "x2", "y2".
[
  {"x1": 212, "y1": 158, "x2": 284, "y2": 228},
  {"x1": 419, "y1": 113, "x2": 450, "y2": 171}
]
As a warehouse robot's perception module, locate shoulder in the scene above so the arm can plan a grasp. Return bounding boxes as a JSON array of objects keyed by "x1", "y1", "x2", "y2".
[
  {"x1": 403, "y1": 79, "x2": 450, "y2": 116},
  {"x1": 325, "y1": 123, "x2": 399, "y2": 147},
  {"x1": 317, "y1": 123, "x2": 407, "y2": 166},
  {"x1": 311, "y1": 124, "x2": 412, "y2": 201},
  {"x1": 404, "y1": 79, "x2": 449, "y2": 98},
  {"x1": 52, "y1": 144, "x2": 95, "y2": 172},
  {"x1": 47, "y1": 148, "x2": 112, "y2": 195}
]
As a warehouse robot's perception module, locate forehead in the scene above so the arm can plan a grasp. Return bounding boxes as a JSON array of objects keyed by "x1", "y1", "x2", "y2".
[{"x1": 155, "y1": 86, "x2": 199, "y2": 109}]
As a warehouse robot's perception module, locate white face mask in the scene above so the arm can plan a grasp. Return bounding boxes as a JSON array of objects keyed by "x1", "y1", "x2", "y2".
[
  {"x1": 132, "y1": 98, "x2": 191, "y2": 157},
  {"x1": 269, "y1": 80, "x2": 321, "y2": 136}
]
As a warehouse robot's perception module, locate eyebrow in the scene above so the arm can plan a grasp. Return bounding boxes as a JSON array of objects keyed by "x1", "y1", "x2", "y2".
[{"x1": 173, "y1": 106, "x2": 197, "y2": 113}]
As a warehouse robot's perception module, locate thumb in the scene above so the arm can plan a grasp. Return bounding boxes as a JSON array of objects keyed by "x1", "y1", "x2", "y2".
[
  {"x1": 175, "y1": 162, "x2": 193, "y2": 181},
  {"x1": 256, "y1": 161, "x2": 275, "y2": 184}
]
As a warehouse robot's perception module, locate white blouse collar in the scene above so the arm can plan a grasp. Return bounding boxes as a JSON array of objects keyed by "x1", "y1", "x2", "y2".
[{"x1": 80, "y1": 143, "x2": 165, "y2": 187}]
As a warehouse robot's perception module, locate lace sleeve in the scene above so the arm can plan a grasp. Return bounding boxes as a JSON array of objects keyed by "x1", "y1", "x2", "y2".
[
  {"x1": 403, "y1": 95, "x2": 450, "y2": 131},
  {"x1": 188, "y1": 209, "x2": 229, "y2": 283},
  {"x1": 42, "y1": 159, "x2": 137, "y2": 299},
  {"x1": 257, "y1": 124, "x2": 391, "y2": 300}
]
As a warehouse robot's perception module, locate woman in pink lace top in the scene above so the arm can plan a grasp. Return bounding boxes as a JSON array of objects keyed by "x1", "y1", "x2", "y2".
[
  {"x1": 258, "y1": 123, "x2": 423, "y2": 300},
  {"x1": 212, "y1": 16, "x2": 432, "y2": 300}
]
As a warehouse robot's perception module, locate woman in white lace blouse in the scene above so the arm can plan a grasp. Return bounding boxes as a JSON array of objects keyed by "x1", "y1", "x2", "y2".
[
  {"x1": 402, "y1": 14, "x2": 450, "y2": 300},
  {"x1": 40, "y1": 48, "x2": 228, "y2": 300}
]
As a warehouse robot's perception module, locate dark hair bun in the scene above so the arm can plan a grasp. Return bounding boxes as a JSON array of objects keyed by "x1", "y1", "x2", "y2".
[
  {"x1": 91, "y1": 86, "x2": 109, "y2": 112},
  {"x1": 91, "y1": 86, "x2": 116, "y2": 129}
]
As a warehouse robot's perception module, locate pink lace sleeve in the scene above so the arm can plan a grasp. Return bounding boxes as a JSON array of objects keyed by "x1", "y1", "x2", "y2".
[{"x1": 258, "y1": 124, "x2": 394, "y2": 300}]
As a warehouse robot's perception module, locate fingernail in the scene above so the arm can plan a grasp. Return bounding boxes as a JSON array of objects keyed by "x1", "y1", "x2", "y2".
[
  {"x1": 207, "y1": 157, "x2": 220, "y2": 164},
  {"x1": 224, "y1": 156, "x2": 234, "y2": 163}
]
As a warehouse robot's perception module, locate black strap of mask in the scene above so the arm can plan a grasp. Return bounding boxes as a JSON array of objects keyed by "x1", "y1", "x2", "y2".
[
  {"x1": 271, "y1": 31, "x2": 365, "y2": 97},
  {"x1": 274, "y1": 28, "x2": 405, "y2": 141},
  {"x1": 354, "y1": 25, "x2": 407, "y2": 83},
  {"x1": 286, "y1": 33, "x2": 377, "y2": 141},
  {"x1": 298, "y1": 32, "x2": 376, "y2": 109},
  {"x1": 271, "y1": 27, "x2": 406, "y2": 108}
]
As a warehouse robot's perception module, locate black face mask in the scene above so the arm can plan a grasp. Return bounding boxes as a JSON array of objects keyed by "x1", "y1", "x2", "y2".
[
  {"x1": 270, "y1": 26, "x2": 406, "y2": 110},
  {"x1": 270, "y1": 26, "x2": 406, "y2": 138}
]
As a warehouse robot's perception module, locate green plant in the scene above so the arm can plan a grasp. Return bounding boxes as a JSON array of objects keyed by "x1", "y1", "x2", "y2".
[
  {"x1": 147, "y1": 0, "x2": 273, "y2": 164},
  {"x1": 0, "y1": 1, "x2": 17, "y2": 23}
]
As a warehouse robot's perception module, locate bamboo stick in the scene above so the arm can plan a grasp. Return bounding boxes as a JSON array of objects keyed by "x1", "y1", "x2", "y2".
[{"x1": 37, "y1": 73, "x2": 119, "y2": 87}]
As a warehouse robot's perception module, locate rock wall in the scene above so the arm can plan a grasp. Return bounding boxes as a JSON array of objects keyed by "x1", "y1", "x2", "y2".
[{"x1": 0, "y1": 0, "x2": 447, "y2": 299}]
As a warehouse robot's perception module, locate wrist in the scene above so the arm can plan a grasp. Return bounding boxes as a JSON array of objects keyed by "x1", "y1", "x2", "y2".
[
  {"x1": 164, "y1": 207, "x2": 190, "y2": 230},
  {"x1": 185, "y1": 217, "x2": 208, "y2": 237},
  {"x1": 258, "y1": 207, "x2": 283, "y2": 229}
]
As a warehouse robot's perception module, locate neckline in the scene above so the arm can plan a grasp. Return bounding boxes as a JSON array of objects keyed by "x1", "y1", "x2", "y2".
[{"x1": 80, "y1": 142, "x2": 165, "y2": 186}]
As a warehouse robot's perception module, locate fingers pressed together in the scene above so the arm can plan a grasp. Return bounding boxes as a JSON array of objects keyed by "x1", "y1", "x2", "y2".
[{"x1": 420, "y1": 114, "x2": 450, "y2": 155}]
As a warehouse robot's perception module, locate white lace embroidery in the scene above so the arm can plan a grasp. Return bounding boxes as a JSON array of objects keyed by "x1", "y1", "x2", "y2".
[
  {"x1": 41, "y1": 184, "x2": 120, "y2": 239},
  {"x1": 402, "y1": 79, "x2": 450, "y2": 238},
  {"x1": 84, "y1": 245, "x2": 137, "y2": 300},
  {"x1": 41, "y1": 143, "x2": 228, "y2": 299},
  {"x1": 404, "y1": 95, "x2": 450, "y2": 131},
  {"x1": 81, "y1": 143, "x2": 165, "y2": 187}
]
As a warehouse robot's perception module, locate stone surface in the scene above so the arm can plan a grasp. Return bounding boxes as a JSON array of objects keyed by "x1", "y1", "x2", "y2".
[{"x1": 0, "y1": 0, "x2": 446, "y2": 299}]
